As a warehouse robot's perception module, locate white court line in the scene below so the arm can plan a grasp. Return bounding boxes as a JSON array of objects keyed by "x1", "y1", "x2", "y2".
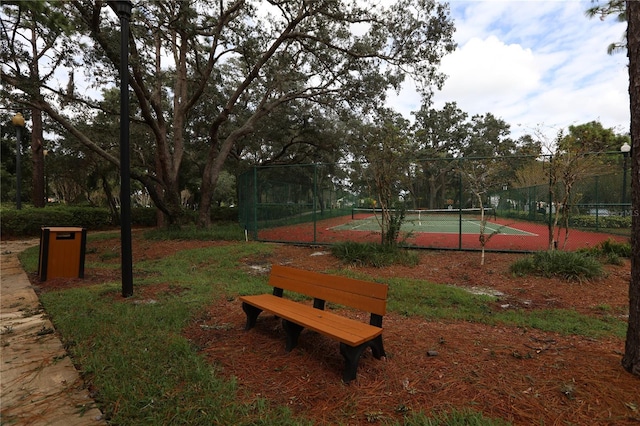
[{"x1": 463, "y1": 220, "x2": 538, "y2": 236}]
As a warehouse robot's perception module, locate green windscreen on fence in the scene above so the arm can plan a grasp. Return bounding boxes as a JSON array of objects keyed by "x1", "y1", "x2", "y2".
[{"x1": 238, "y1": 155, "x2": 631, "y2": 252}]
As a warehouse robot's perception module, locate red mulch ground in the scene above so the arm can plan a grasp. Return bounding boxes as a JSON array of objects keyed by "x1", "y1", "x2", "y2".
[{"x1": 32, "y1": 235, "x2": 640, "y2": 426}]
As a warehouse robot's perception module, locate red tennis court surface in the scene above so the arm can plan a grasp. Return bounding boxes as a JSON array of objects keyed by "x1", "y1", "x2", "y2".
[{"x1": 256, "y1": 214, "x2": 629, "y2": 251}]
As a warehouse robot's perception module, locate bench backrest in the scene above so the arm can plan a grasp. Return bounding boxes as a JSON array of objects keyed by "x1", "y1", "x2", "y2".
[{"x1": 268, "y1": 264, "x2": 388, "y2": 317}]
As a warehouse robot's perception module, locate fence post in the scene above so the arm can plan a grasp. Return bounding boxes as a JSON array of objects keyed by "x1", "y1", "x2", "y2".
[
  {"x1": 548, "y1": 155, "x2": 553, "y2": 249},
  {"x1": 594, "y1": 175, "x2": 599, "y2": 230},
  {"x1": 313, "y1": 163, "x2": 317, "y2": 244},
  {"x1": 458, "y1": 161, "x2": 463, "y2": 250},
  {"x1": 253, "y1": 166, "x2": 258, "y2": 240}
]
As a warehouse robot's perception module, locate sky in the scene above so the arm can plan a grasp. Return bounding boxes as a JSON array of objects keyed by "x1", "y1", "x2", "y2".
[{"x1": 386, "y1": 0, "x2": 630, "y2": 141}]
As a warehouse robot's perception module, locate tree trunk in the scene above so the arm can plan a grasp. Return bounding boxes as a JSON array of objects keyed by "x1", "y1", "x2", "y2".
[
  {"x1": 30, "y1": 107, "x2": 45, "y2": 208},
  {"x1": 623, "y1": 0, "x2": 640, "y2": 376},
  {"x1": 102, "y1": 174, "x2": 119, "y2": 224},
  {"x1": 428, "y1": 176, "x2": 438, "y2": 209},
  {"x1": 26, "y1": 13, "x2": 46, "y2": 208}
]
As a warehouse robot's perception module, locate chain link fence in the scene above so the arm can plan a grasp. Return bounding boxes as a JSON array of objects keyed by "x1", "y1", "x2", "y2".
[{"x1": 238, "y1": 154, "x2": 631, "y2": 252}]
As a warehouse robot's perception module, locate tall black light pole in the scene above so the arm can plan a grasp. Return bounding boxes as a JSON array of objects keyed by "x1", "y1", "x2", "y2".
[
  {"x1": 109, "y1": 0, "x2": 134, "y2": 297},
  {"x1": 621, "y1": 142, "x2": 631, "y2": 217},
  {"x1": 12, "y1": 112, "x2": 25, "y2": 210}
]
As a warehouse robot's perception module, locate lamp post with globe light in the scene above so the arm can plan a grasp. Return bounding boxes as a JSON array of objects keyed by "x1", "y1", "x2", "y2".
[
  {"x1": 12, "y1": 112, "x2": 25, "y2": 210},
  {"x1": 621, "y1": 142, "x2": 631, "y2": 216}
]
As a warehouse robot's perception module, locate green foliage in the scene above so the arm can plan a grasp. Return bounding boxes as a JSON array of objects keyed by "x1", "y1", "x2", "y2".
[
  {"x1": 578, "y1": 238, "x2": 631, "y2": 265},
  {"x1": 385, "y1": 277, "x2": 496, "y2": 320},
  {"x1": 0, "y1": 205, "x2": 171, "y2": 237},
  {"x1": 179, "y1": 207, "x2": 239, "y2": 224},
  {"x1": 0, "y1": 205, "x2": 240, "y2": 237},
  {"x1": 17, "y1": 247, "x2": 40, "y2": 273},
  {"x1": 495, "y1": 308, "x2": 626, "y2": 338},
  {"x1": 360, "y1": 197, "x2": 377, "y2": 208},
  {"x1": 210, "y1": 206, "x2": 239, "y2": 222},
  {"x1": 3, "y1": 0, "x2": 457, "y2": 227},
  {"x1": 496, "y1": 210, "x2": 632, "y2": 232},
  {"x1": 143, "y1": 223, "x2": 245, "y2": 241},
  {"x1": 497, "y1": 209, "x2": 548, "y2": 223},
  {"x1": 384, "y1": 201, "x2": 408, "y2": 246},
  {"x1": 131, "y1": 207, "x2": 157, "y2": 227},
  {"x1": 330, "y1": 241, "x2": 419, "y2": 267},
  {"x1": 0, "y1": 205, "x2": 112, "y2": 237},
  {"x1": 509, "y1": 250, "x2": 604, "y2": 281},
  {"x1": 569, "y1": 214, "x2": 631, "y2": 229},
  {"x1": 586, "y1": 238, "x2": 631, "y2": 257}
]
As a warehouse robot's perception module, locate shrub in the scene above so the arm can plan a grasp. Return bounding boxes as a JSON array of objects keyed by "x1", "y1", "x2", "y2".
[
  {"x1": 0, "y1": 205, "x2": 112, "y2": 237},
  {"x1": 143, "y1": 223, "x2": 245, "y2": 241},
  {"x1": 131, "y1": 207, "x2": 158, "y2": 227},
  {"x1": 579, "y1": 238, "x2": 631, "y2": 258},
  {"x1": 569, "y1": 214, "x2": 631, "y2": 229},
  {"x1": 330, "y1": 241, "x2": 419, "y2": 267},
  {"x1": 510, "y1": 250, "x2": 604, "y2": 281},
  {"x1": 211, "y1": 206, "x2": 238, "y2": 222}
]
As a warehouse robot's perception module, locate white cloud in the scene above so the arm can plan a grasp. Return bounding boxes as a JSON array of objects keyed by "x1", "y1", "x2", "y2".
[
  {"x1": 387, "y1": 0, "x2": 630, "y2": 139},
  {"x1": 438, "y1": 35, "x2": 541, "y2": 104}
]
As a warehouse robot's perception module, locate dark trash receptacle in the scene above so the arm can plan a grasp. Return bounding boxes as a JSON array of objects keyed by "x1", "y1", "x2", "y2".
[{"x1": 38, "y1": 227, "x2": 87, "y2": 281}]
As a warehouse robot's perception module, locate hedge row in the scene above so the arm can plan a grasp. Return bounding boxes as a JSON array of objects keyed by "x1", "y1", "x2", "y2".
[
  {"x1": 0, "y1": 206, "x2": 239, "y2": 238},
  {"x1": 1, "y1": 206, "x2": 112, "y2": 237},
  {"x1": 498, "y1": 210, "x2": 632, "y2": 229},
  {"x1": 568, "y1": 214, "x2": 631, "y2": 229}
]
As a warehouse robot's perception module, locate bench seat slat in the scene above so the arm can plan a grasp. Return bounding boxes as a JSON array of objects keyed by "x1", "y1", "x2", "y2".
[{"x1": 240, "y1": 294, "x2": 382, "y2": 346}]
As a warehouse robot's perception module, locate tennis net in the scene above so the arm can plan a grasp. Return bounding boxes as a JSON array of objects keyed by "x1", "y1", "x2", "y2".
[{"x1": 351, "y1": 207, "x2": 496, "y2": 223}]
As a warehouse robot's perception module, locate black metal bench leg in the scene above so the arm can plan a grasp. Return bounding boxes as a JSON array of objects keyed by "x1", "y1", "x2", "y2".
[
  {"x1": 282, "y1": 319, "x2": 304, "y2": 352},
  {"x1": 340, "y1": 342, "x2": 370, "y2": 383},
  {"x1": 370, "y1": 335, "x2": 385, "y2": 359},
  {"x1": 242, "y1": 302, "x2": 262, "y2": 330}
]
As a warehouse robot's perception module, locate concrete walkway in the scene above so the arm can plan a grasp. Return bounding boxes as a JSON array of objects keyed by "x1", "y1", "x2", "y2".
[{"x1": 1, "y1": 239, "x2": 105, "y2": 425}]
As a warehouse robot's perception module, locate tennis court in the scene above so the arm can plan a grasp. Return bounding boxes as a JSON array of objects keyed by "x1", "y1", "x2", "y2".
[
  {"x1": 256, "y1": 210, "x2": 628, "y2": 251},
  {"x1": 334, "y1": 208, "x2": 534, "y2": 236},
  {"x1": 240, "y1": 161, "x2": 631, "y2": 252}
]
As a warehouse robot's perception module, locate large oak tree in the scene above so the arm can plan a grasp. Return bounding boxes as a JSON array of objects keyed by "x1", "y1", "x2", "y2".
[{"x1": 2, "y1": 0, "x2": 455, "y2": 227}]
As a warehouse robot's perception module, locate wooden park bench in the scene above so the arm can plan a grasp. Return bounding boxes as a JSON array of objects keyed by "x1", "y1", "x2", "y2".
[{"x1": 239, "y1": 264, "x2": 388, "y2": 382}]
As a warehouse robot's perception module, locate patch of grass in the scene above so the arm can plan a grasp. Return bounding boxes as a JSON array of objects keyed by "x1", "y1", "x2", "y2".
[
  {"x1": 330, "y1": 268, "x2": 626, "y2": 339},
  {"x1": 37, "y1": 242, "x2": 309, "y2": 425},
  {"x1": 17, "y1": 248, "x2": 40, "y2": 274},
  {"x1": 385, "y1": 278, "x2": 496, "y2": 321},
  {"x1": 376, "y1": 276, "x2": 625, "y2": 338},
  {"x1": 98, "y1": 250, "x2": 119, "y2": 262},
  {"x1": 330, "y1": 241, "x2": 419, "y2": 267},
  {"x1": 509, "y1": 250, "x2": 604, "y2": 281},
  {"x1": 133, "y1": 242, "x2": 272, "y2": 296},
  {"x1": 494, "y1": 308, "x2": 626, "y2": 339}
]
